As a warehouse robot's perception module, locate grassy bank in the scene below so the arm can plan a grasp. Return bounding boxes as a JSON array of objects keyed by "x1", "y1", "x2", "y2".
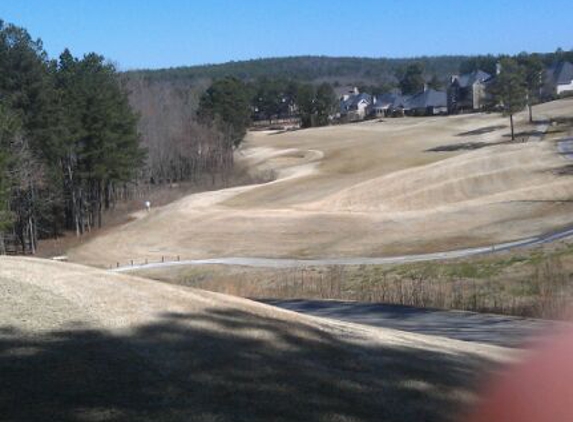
[{"x1": 137, "y1": 241, "x2": 573, "y2": 320}]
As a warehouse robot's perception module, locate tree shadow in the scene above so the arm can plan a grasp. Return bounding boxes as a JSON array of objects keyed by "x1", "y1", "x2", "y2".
[
  {"x1": 426, "y1": 140, "x2": 511, "y2": 152},
  {"x1": 259, "y1": 299, "x2": 549, "y2": 348},
  {"x1": 456, "y1": 125, "x2": 506, "y2": 137},
  {"x1": 547, "y1": 159, "x2": 573, "y2": 176},
  {"x1": 0, "y1": 308, "x2": 501, "y2": 422},
  {"x1": 502, "y1": 130, "x2": 544, "y2": 139}
]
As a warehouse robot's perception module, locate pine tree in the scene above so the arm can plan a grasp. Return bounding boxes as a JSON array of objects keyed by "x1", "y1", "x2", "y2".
[
  {"x1": 315, "y1": 83, "x2": 336, "y2": 126},
  {"x1": 398, "y1": 63, "x2": 425, "y2": 95},
  {"x1": 516, "y1": 53, "x2": 544, "y2": 123},
  {"x1": 490, "y1": 58, "x2": 527, "y2": 140},
  {"x1": 296, "y1": 84, "x2": 316, "y2": 128},
  {"x1": 197, "y1": 76, "x2": 251, "y2": 148},
  {"x1": 0, "y1": 105, "x2": 16, "y2": 253}
]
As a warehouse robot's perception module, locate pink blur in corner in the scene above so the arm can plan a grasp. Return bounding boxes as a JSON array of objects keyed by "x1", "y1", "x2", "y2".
[{"x1": 467, "y1": 325, "x2": 573, "y2": 422}]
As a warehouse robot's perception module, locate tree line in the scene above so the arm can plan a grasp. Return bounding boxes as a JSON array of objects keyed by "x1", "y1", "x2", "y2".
[
  {"x1": 0, "y1": 21, "x2": 145, "y2": 252},
  {"x1": 0, "y1": 21, "x2": 259, "y2": 254},
  {"x1": 128, "y1": 55, "x2": 473, "y2": 85},
  {"x1": 248, "y1": 78, "x2": 337, "y2": 127}
]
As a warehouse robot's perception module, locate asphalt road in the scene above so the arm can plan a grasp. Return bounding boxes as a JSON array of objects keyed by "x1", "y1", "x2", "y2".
[
  {"x1": 260, "y1": 299, "x2": 557, "y2": 348},
  {"x1": 113, "y1": 228, "x2": 573, "y2": 271}
]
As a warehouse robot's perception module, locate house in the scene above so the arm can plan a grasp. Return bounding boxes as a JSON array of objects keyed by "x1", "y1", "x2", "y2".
[
  {"x1": 447, "y1": 69, "x2": 492, "y2": 114},
  {"x1": 542, "y1": 61, "x2": 573, "y2": 99},
  {"x1": 405, "y1": 88, "x2": 448, "y2": 116},
  {"x1": 339, "y1": 88, "x2": 372, "y2": 121},
  {"x1": 370, "y1": 92, "x2": 410, "y2": 117},
  {"x1": 371, "y1": 88, "x2": 446, "y2": 117}
]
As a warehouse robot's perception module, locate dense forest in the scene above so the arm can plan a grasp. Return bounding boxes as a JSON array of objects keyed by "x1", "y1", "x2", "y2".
[
  {"x1": 128, "y1": 55, "x2": 472, "y2": 85},
  {"x1": 0, "y1": 20, "x2": 255, "y2": 254},
  {"x1": 0, "y1": 21, "x2": 147, "y2": 253},
  {"x1": 127, "y1": 51, "x2": 573, "y2": 85}
]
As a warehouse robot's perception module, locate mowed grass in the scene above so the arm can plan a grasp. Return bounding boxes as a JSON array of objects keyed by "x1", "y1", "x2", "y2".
[
  {"x1": 69, "y1": 98, "x2": 573, "y2": 268},
  {"x1": 0, "y1": 257, "x2": 511, "y2": 422}
]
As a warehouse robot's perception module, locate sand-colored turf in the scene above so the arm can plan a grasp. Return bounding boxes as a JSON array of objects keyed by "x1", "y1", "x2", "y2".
[
  {"x1": 0, "y1": 256, "x2": 513, "y2": 421},
  {"x1": 69, "y1": 99, "x2": 573, "y2": 267}
]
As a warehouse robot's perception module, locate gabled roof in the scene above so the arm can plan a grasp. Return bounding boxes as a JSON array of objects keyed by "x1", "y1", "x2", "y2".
[
  {"x1": 406, "y1": 89, "x2": 447, "y2": 109},
  {"x1": 341, "y1": 93, "x2": 372, "y2": 110},
  {"x1": 351, "y1": 93, "x2": 372, "y2": 106},
  {"x1": 548, "y1": 61, "x2": 573, "y2": 85},
  {"x1": 372, "y1": 93, "x2": 404, "y2": 109},
  {"x1": 456, "y1": 70, "x2": 492, "y2": 88}
]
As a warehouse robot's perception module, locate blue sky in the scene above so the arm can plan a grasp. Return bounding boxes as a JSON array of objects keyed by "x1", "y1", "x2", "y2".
[{"x1": 1, "y1": 0, "x2": 572, "y2": 70}]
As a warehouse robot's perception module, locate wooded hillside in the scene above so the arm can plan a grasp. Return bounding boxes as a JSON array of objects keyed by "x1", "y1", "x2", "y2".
[{"x1": 126, "y1": 55, "x2": 471, "y2": 85}]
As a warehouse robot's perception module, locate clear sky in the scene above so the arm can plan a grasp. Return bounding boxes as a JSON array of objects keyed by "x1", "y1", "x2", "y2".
[{"x1": 1, "y1": 0, "x2": 571, "y2": 70}]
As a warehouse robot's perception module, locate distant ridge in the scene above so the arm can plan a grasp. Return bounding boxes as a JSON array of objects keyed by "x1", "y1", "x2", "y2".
[{"x1": 124, "y1": 55, "x2": 474, "y2": 84}]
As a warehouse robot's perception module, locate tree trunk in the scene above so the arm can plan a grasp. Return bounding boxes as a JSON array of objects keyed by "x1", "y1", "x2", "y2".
[
  {"x1": 97, "y1": 180, "x2": 103, "y2": 229},
  {"x1": 510, "y1": 114, "x2": 515, "y2": 141},
  {"x1": 28, "y1": 216, "x2": 36, "y2": 255},
  {"x1": 528, "y1": 103, "x2": 533, "y2": 123}
]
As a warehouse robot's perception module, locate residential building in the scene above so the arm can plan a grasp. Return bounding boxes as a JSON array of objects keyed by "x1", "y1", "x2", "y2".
[
  {"x1": 406, "y1": 88, "x2": 447, "y2": 116},
  {"x1": 542, "y1": 61, "x2": 573, "y2": 99},
  {"x1": 370, "y1": 92, "x2": 410, "y2": 117},
  {"x1": 339, "y1": 88, "x2": 372, "y2": 121},
  {"x1": 447, "y1": 70, "x2": 492, "y2": 114}
]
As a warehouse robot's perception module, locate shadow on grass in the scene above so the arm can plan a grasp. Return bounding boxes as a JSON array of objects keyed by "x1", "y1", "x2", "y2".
[
  {"x1": 426, "y1": 140, "x2": 512, "y2": 152},
  {"x1": 456, "y1": 125, "x2": 506, "y2": 137},
  {"x1": 502, "y1": 130, "x2": 545, "y2": 139},
  {"x1": 554, "y1": 164, "x2": 573, "y2": 176},
  {"x1": 0, "y1": 308, "x2": 498, "y2": 422},
  {"x1": 259, "y1": 299, "x2": 548, "y2": 347}
]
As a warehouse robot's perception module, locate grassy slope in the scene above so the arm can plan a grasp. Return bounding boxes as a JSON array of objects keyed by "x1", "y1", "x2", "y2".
[
  {"x1": 69, "y1": 99, "x2": 573, "y2": 267},
  {"x1": 0, "y1": 257, "x2": 511, "y2": 422},
  {"x1": 136, "y1": 238, "x2": 573, "y2": 320}
]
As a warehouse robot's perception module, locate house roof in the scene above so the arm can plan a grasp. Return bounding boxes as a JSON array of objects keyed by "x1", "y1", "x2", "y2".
[
  {"x1": 372, "y1": 93, "x2": 403, "y2": 109},
  {"x1": 406, "y1": 89, "x2": 447, "y2": 109},
  {"x1": 456, "y1": 70, "x2": 492, "y2": 88},
  {"x1": 548, "y1": 62, "x2": 573, "y2": 85},
  {"x1": 341, "y1": 93, "x2": 372, "y2": 110}
]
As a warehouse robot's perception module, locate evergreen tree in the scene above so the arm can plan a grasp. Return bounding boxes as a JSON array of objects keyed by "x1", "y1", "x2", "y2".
[
  {"x1": 253, "y1": 78, "x2": 283, "y2": 122},
  {"x1": 490, "y1": 58, "x2": 527, "y2": 140},
  {"x1": 459, "y1": 55, "x2": 499, "y2": 76},
  {"x1": 315, "y1": 83, "x2": 336, "y2": 126},
  {"x1": 56, "y1": 52, "x2": 145, "y2": 232},
  {"x1": 0, "y1": 104, "x2": 16, "y2": 252},
  {"x1": 398, "y1": 63, "x2": 425, "y2": 95},
  {"x1": 198, "y1": 76, "x2": 251, "y2": 148},
  {"x1": 516, "y1": 53, "x2": 544, "y2": 123},
  {"x1": 296, "y1": 84, "x2": 316, "y2": 128},
  {"x1": 0, "y1": 20, "x2": 145, "y2": 248},
  {"x1": 427, "y1": 75, "x2": 443, "y2": 90}
]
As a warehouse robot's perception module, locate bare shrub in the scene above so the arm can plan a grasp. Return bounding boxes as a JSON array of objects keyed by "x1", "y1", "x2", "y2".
[{"x1": 175, "y1": 258, "x2": 573, "y2": 320}]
